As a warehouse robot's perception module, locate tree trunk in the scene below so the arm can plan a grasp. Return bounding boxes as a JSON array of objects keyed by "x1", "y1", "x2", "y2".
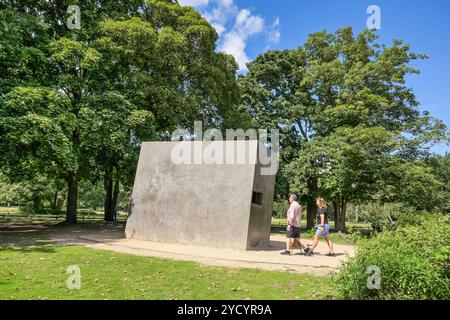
[
  {"x1": 66, "y1": 125, "x2": 80, "y2": 224},
  {"x1": 66, "y1": 172, "x2": 78, "y2": 224},
  {"x1": 306, "y1": 197, "x2": 316, "y2": 229},
  {"x1": 333, "y1": 201, "x2": 340, "y2": 231},
  {"x1": 112, "y1": 174, "x2": 120, "y2": 221},
  {"x1": 334, "y1": 198, "x2": 347, "y2": 232},
  {"x1": 127, "y1": 197, "x2": 132, "y2": 217},
  {"x1": 52, "y1": 189, "x2": 58, "y2": 212},
  {"x1": 56, "y1": 196, "x2": 65, "y2": 212},
  {"x1": 104, "y1": 169, "x2": 113, "y2": 222},
  {"x1": 104, "y1": 166, "x2": 120, "y2": 222},
  {"x1": 52, "y1": 183, "x2": 65, "y2": 213},
  {"x1": 31, "y1": 195, "x2": 41, "y2": 213},
  {"x1": 306, "y1": 177, "x2": 318, "y2": 229}
]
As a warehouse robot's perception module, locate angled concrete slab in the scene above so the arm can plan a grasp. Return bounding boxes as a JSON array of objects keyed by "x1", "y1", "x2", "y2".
[{"x1": 125, "y1": 141, "x2": 276, "y2": 250}]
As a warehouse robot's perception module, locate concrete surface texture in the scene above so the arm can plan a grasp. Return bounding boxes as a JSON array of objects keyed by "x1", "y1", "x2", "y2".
[{"x1": 125, "y1": 141, "x2": 276, "y2": 250}]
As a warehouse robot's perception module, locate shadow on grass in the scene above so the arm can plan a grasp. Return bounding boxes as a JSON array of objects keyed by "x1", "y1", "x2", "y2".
[
  {"x1": 0, "y1": 221, "x2": 54, "y2": 249},
  {"x1": 0, "y1": 232, "x2": 50, "y2": 247},
  {"x1": 0, "y1": 220, "x2": 126, "y2": 250}
]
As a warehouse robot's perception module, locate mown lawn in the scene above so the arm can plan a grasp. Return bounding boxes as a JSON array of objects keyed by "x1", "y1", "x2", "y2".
[
  {"x1": 0, "y1": 229, "x2": 337, "y2": 300},
  {"x1": 0, "y1": 206, "x2": 19, "y2": 214}
]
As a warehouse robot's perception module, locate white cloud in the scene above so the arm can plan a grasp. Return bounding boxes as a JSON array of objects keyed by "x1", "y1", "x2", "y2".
[
  {"x1": 178, "y1": 0, "x2": 210, "y2": 7},
  {"x1": 180, "y1": 0, "x2": 237, "y2": 38},
  {"x1": 203, "y1": 0, "x2": 238, "y2": 26},
  {"x1": 268, "y1": 17, "x2": 281, "y2": 44},
  {"x1": 219, "y1": 9, "x2": 265, "y2": 71},
  {"x1": 179, "y1": 0, "x2": 280, "y2": 72},
  {"x1": 216, "y1": 0, "x2": 234, "y2": 8},
  {"x1": 234, "y1": 9, "x2": 264, "y2": 37},
  {"x1": 220, "y1": 32, "x2": 248, "y2": 69},
  {"x1": 211, "y1": 23, "x2": 226, "y2": 36}
]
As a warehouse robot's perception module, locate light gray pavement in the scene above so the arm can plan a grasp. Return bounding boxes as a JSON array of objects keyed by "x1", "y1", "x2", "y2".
[{"x1": 49, "y1": 223, "x2": 355, "y2": 276}]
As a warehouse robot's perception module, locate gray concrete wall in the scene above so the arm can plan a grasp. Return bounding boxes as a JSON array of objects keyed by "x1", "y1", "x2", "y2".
[
  {"x1": 246, "y1": 143, "x2": 276, "y2": 248},
  {"x1": 126, "y1": 141, "x2": 271, "y2": 250}
]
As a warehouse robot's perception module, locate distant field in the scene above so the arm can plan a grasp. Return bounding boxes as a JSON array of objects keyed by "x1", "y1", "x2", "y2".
[
  {"x1": 0, "y1": 207, "x2": 106, "y2": 215},
  {"x1": 0, "y1": 207, "x2": 127, "y2": 222},
  {"x1": 0, "y1": 207, "x2": 19, "y2": 214}
]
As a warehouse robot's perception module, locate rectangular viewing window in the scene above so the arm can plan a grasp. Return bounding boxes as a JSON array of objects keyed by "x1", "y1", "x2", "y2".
[{"x1": 252, "y1": 192, "x2": 263, "y2": 205}]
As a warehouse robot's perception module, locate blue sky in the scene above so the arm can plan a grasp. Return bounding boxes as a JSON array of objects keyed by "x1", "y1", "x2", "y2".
[{"x1": 178, "y1": 0, "x2": 450, "y2": 154}]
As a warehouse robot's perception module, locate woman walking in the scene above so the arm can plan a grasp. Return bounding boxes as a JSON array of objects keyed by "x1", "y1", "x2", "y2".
[{"x1": 306, "y1": 197, "x2": 335, "y2": 256}]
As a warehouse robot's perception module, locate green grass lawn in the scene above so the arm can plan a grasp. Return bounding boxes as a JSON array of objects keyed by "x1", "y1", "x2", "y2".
[
  {"x1": 0, "y1": 206, "x2": 19, "y2": 214},
  {"x1": 0, "y1": 228, "x2": 337, "y2": 300}
]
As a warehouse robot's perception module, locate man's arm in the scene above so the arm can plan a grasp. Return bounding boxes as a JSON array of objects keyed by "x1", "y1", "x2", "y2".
[{"x1": 287, "y1": 206, "x2": 293, "y2": 230}]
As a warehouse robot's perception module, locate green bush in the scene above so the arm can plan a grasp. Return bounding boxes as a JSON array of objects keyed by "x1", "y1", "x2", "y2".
[
  {"x1": 272, "y1": 199, "x2": 289, "y2": 218},
  {"x1": 334, "y1": 214, "x2": 450, "y2": 300},
  {"x1": 369, "y1": 205, "x2": 434, "y2": 232}
]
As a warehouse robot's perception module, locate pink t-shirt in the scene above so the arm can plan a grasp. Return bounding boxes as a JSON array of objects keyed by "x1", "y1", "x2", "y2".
[{"x1": 287, "y1": 201, "x2": 302, "y2": 227}]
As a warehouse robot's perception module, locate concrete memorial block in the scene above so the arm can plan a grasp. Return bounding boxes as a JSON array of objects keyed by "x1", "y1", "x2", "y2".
[{"x1": 125, "y1": 140, "x2": 276, "y2": 250}]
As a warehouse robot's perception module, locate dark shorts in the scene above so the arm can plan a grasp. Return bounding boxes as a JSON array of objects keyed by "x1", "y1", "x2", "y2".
[{"x1": 286, "y1": 225, "x2": 301, "y2": 239}]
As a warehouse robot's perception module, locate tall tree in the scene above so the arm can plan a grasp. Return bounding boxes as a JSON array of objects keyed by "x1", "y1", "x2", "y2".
[
  {"x1": 239, "y1": 27, "x2": 448, "y2": 231},
  {"x1": 238, "y1": 50, "x2": 319, "y2": 228},
  {"x1": 0, "y1": 0, "x2": 244, "y2": 223}
]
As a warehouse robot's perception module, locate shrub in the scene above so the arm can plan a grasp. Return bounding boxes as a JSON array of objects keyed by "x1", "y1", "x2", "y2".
[
  {"x1": 334, "y1": 214, "x2": 450, "y2": 300},
  {"x1": 272, "y1": 199, "x2": 289, "y2": 218},
  {"x1": 369, "y1": 205, "x2": 434, "y2": 232}
]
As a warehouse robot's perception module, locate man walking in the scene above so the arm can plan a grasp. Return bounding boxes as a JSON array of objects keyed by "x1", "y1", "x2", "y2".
[{"x1": 281, "y1": 194, "x2": 308, "y2": 255}]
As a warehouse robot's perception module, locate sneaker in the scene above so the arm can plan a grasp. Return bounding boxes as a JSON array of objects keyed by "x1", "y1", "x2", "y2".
[
  {"x1": 325, "y1": 253, "x2": 336, "y2": 257},
  {"x1": 280, "y1": 250, "x2": 291, "y2": 255}
]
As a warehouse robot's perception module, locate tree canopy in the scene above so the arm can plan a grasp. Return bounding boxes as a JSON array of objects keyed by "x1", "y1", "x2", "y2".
[
  {"x1": 0, "y1": 0, "x2": 246, "y2": 223},
  {"x1": 0, "y1": 2, "x2": 448, "y2": 228},
  {"x1": 239, "y1": 27, "x2": 449, "y2": 231}
]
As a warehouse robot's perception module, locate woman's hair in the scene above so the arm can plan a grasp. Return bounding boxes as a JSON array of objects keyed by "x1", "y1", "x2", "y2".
[{"x1": 316, "y1": 197, "x2": 327, "y2": 209}]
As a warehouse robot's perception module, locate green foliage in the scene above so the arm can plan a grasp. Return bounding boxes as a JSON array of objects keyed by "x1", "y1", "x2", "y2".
[
  {"x1": 78, "y1": 181, "x2": 103, "y2": 211},
  {"x1": 425, "y1": 153, "x2": 450, "y2": 212},
  {"x1": 0, "y1": 173, "x2": 60, "y2": 213},
  {"x1": 334, "y1": 214, "x2": 450, "y2": 299},
  {"x1": 272, "y1": 199, "x2": 290, "y2": 218},
  {"x1": 239, "y1": 27, "x2": 449, "y2": 231},
  {"x1": 0, "y1": 1, "x2": 244, "y2": 222}
]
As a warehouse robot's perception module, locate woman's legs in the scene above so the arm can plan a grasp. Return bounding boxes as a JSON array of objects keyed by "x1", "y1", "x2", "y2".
[
  {"x1": 296, "y1": 237, "x2": 307, "y2": 249},
  {"x1": 308, "y1": 235, "x2": 320, "y2": 254},
  {"x1": 324, "y1": 235, "x2": 334, "y2": 254}
]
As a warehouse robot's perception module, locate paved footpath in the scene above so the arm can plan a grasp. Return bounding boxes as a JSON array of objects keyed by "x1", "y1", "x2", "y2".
[{"x1": 46, "y1": 223, "x2": 355, "y2": 276}]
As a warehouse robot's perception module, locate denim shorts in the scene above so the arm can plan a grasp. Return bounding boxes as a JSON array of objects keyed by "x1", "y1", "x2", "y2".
[
  {"x1": 286, "y1": 225, "x2": 301, "y2": 239},
  {"x1": 315, "y1": 224, "x2": 330, "y2": 237}
]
